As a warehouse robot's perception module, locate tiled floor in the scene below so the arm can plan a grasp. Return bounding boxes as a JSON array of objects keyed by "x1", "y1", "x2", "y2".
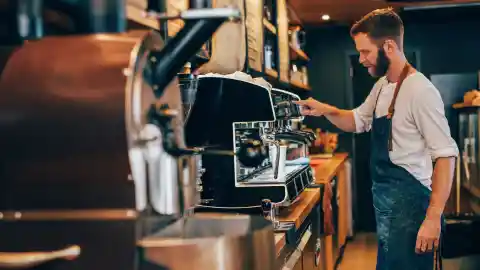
[{"x1": 337, "y1": 233, "x2": 378, "y2": 270}]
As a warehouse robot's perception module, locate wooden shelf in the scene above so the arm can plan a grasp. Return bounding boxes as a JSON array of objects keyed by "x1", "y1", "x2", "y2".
[
  {"x1": 290, "y1": 78, "x2": 311, "y2": 90},
  {"x1": 263, "y1": 18, "x2": 277, "y2": 34},
  {"x1": 289, "y1": 43, "x2": 310, "y2": 61},
  {"x1": 126, "y1": 3, "x2": 159, "y2": 30},
  {"x1": 265, "y1": 68, "x2": 279, "y2": 78},
  {"x1": 453, "y1": 102, "x2": 480, "y2": 109}
]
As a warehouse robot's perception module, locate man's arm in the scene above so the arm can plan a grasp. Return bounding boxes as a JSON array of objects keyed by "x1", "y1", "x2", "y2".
[
  {"x1": 319, "y1": 103, "x2": 357, "y2": 132},
  {"x1": 428, "y1": 157, "x2": 455, "y2": 218},
  {"x1": 412, "y1": 83, "x2": 458, "y2": 252},
  {"x1": 296, "y1": 82, "x2": 381, "y2": 133},
  {"x1": 412, "y1": 85, "x2": 458, "y2": 215}
]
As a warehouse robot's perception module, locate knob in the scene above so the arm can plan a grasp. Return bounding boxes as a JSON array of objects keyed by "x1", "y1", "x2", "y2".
[{"x1": 261, "y1": 199, "x2": 272, "y2": 219}]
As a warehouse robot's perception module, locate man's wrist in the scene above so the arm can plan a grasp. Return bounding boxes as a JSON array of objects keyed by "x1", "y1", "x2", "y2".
[
  {"x1": 325, "y1": 104, "x2": 339, "y2": 116},
  {"x1": 426, "y1": 205, "x2": 444, "y2": 220}
]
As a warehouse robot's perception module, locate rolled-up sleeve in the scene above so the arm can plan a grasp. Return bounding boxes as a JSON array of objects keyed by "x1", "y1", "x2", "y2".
[
  {"x1": 353, "y1": 82, "x2": 382, "y2": 133},
  {"x1": 412, "y1": 85, "x2": 459, "y2": 160}
]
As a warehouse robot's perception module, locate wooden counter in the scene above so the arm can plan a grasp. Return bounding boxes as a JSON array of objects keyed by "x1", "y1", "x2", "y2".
[
  {"x1": 274, "y1": 153, "x2": 349, "y2": 270},
  {"x1": 197, "y1": 153, "x2": 350, "y2": 270},
  {"x1": 310, "y1": 152, "x2": 350, "y2": 270},
  {"x1": 278, "y1": 188, "x2": 322, "y2": 229},
  {"x1": 310, "y1": 153, "x2": 349, "y2": 184},
  {"x1": 274, "y1": 187, "x2": 323, "y2": 270},
  {"x1": 273, "y1": 188, "x2": 321, "y2": 260}
]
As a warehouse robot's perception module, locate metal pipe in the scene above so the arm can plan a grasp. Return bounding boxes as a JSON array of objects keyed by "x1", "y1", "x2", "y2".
[
  {"x1": 189, "y1": 0, "x2": 212, "y2": 9},
  {"x1": 151, "y1": 18, "x2": 225, "y2": 98}
]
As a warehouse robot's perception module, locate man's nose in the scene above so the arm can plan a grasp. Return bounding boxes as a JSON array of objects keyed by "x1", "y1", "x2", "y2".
[{"x1": 358, "y1": 55, "x2": 366, "y2": 64}]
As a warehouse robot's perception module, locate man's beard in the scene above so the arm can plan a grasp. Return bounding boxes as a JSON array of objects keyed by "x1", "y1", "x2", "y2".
[{"x1": 373, "y1": 48, "x2": 390, "y2": 77}]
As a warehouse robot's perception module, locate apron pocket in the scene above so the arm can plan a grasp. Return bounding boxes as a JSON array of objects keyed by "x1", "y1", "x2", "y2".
[
  {"x1": 372, "y1": 191, "x2": 395, "y2": 217},
  {"x1": 373, "y1": 205, "x2": 393, "y2": 216}
]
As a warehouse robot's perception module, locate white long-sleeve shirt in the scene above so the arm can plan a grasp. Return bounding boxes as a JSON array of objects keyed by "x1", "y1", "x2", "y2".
[{"x1": 353, "y1": 72, "x2": 459, "y2": 188}]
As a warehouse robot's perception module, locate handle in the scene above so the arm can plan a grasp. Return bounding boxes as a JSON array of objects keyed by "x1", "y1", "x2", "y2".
[{"x1": 0, "y1": 245, "x2": 80, "y2": 269}]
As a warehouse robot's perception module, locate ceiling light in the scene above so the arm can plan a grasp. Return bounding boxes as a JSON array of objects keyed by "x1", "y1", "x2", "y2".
[{"x1": 322, "y1": 14, "x2": 330, "y2": 21}]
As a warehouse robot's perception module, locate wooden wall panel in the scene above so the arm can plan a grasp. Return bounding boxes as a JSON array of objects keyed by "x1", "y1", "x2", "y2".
[
  {"x1": 277, "y1": 0, "x2": 290, "y2": 83},
  {"x1": 245, "y1": 0, "x2": 263, "y2": 72},
  {"x1": 197, "y1": 0, "x2": 246, "y2": 74}
]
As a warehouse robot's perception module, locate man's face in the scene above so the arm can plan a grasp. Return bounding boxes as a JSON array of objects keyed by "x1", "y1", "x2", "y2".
[{"x1": 353, "y1": 33, "x2": 390, "y2": 77}]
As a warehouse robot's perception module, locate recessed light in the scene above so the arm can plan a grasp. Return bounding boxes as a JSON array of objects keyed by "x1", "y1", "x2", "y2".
[{"x1": 322, "y1": 14, "x2": 330, "y2": 21}]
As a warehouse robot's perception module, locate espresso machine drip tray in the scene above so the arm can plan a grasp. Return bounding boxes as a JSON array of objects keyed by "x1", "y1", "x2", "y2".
[
  {"x1": 236, "y1": 165, "x2": 314, "y2": 207},
  {"x1": 242, "y1": 164, "x2": 305, "y2": 184}
]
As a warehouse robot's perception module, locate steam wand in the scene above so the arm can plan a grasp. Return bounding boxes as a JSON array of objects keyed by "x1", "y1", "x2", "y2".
[{"x1": 261, "y1": 133, "x2": 281, "y2": 180}]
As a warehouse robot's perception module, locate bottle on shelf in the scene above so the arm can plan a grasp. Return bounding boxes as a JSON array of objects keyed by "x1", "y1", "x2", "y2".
[
  {"x1": 302, "y1": 66, "x2": 308, "y2": 85},
  {"x1": 265, "y1": 43, "x2": 273, "y2": 70}
]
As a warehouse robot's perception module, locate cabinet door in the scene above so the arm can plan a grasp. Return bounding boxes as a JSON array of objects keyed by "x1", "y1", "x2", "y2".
[
  {"x1": 459, "y1": 112, "x2": 479, "y2": 192},
  {"x1": 468, "y1": 113, "x2": 479, "y2": 192},
  {"x1": 474, "y1": 111, "x2": 480, "y2": 193},
  {"x1": 459, "y1": 112, "x2": 469, "y2": 188},
  {"x1": 330, "y1": 177, "x2": 339, "y2": 261}
]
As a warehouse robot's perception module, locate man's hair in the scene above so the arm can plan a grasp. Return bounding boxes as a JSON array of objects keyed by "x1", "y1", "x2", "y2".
[{"x1": 350, "y1": 8, "x2": 404, "y2": 46}]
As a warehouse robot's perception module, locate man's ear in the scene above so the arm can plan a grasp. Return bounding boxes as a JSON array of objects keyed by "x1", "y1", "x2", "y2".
[{"x1": 383, "y1": 40, "x2": 397, "y2": 54}]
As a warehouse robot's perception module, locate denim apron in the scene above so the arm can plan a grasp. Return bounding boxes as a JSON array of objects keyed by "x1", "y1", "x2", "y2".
[{"x1": 370, "y1": 64, "x2": 442, "y2": 270}]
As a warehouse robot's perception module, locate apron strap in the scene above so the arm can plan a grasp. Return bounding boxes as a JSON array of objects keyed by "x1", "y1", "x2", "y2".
[{"x1": 387, "y1": 62, "x2": 412, "y2": 151}]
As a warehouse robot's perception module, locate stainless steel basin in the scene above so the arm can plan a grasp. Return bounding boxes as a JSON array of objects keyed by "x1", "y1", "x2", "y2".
[{"x1": 138, "y1": 214, "x2": 276, "y2": 270}]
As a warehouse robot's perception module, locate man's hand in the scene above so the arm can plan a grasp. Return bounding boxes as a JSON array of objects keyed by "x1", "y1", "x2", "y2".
[
  {"x1": 294, "y1": 98, "x2": 334, "y2": 117},
  {"x1": 415, "y1": 216, "x2": 441, "y2": 254}
]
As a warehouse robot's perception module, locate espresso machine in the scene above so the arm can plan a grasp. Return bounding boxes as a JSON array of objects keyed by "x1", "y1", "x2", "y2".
[
  {"x1": 185, "y1": 74, "x2": 316, "y2": 212},
  {"x1": 0, "y1": 1, "x2": 276, "y2": 269}
]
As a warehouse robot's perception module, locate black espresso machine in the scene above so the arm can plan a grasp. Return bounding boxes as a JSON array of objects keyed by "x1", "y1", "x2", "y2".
[
  {"x1": 0, "y1": 1, "x2": 278, "y2": 270},
  {"x1": 185, "y1": 74, "x2": 316, "y2": 212}
]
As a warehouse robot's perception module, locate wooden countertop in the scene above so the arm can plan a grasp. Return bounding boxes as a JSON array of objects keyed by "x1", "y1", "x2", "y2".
[
  {"x1": 310, "y1": 152, "x2": 348, "y2": 184},
  {"x1": 194, "y1": 153, "x2": 347, "y2": 259},
  {"x1": 277, "y1": 188, "x2": 321, "y2": 229},
  {"x1": 274, "y1": 188, "x2": 321, "y2": 257},
  {"x1": 273, "y1": 153, "x2": 348, "y2": 256}
]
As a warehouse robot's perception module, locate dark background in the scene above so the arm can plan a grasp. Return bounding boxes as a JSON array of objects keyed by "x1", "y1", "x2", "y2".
[{"x1": 304, "y1": 7, "x2": 480, "y2": 231}]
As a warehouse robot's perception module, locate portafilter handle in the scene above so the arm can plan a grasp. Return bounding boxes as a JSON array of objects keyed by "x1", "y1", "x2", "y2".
[{"x1": 188, "y1": 140, "x2": 268, "y2": 168}]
